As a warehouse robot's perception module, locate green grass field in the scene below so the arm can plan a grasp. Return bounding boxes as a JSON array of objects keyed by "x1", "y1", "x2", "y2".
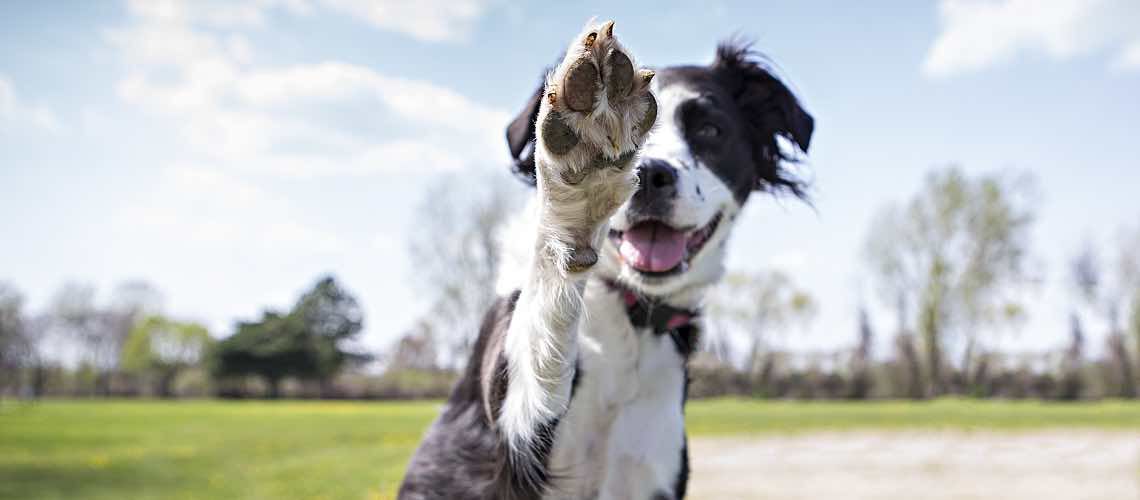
[{"x1": 2, "y1": 398, "x2": 1138, "y2": 500}]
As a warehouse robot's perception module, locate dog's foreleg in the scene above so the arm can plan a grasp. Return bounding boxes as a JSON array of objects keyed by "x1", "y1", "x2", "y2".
[{"x1": 494, "y1": 19, "x2": 657, "y2": 467}]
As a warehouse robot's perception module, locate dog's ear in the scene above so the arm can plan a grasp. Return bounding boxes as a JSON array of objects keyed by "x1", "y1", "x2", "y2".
[
  {"x1": 712, "y1": 40, "x2": 813, "y2": 197},
  {"x1": 505, "y1": 78, "x2": 546, "y2": 186}
]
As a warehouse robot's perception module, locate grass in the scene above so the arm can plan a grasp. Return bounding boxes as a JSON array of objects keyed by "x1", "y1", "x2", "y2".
[
  {"x1": 1, "y1": 398, "x2": 1138, "y2": 499},
  {"x1": 685, "y1": 397, "x2": 1140, "y2": 435}
]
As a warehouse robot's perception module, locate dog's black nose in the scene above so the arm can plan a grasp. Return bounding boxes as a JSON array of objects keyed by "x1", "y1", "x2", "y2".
[{"x1": 637, "y1": 159, "x2": 677, "y2": 198}]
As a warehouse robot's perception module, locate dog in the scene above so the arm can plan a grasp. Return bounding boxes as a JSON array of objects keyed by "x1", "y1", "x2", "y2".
[{"x1": 398, "y1": 19, "x2": 813, "y2": 500}]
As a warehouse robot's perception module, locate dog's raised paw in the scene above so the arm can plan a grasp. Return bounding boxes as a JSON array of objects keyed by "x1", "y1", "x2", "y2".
[
  {"x1": 534, "y1": 19, "x2": 656, "y2": 276},
  {"x1": 538, "y1": 20, "x2": 656, "y2": 164}
]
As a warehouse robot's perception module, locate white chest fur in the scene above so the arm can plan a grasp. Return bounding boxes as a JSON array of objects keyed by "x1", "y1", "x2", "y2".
[{"x1": 545, "y1": 280, "x2": 687, "y2": 500}]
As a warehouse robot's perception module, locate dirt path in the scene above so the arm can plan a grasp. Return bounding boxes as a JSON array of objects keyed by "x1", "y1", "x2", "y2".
[{"x1": 688, "y1": 431, "x2": 1140, "y2": 500}]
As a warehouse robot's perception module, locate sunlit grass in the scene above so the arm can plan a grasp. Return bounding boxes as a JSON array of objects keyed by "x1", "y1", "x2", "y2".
[
  {"x1": 0, "y1": 400, "x2": 439, "y2": 500},
  {"x1": 685, "y1": 397, "x2": 1140, "y2": 435},
  {"x1": 2, "y1": 398, "x2": 1137, "y2": 499}
]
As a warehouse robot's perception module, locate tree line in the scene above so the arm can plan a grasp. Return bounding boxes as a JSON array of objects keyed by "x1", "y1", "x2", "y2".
[
  {"x1": 3, "y1": 166, "x2": 1138, "y2": 400},
  {"x1": 0, "y1": 276, "x2": 373, "y2": 399},
  {"x1": 389, "y1": 167, "x2": 1140, "y2": 400}
]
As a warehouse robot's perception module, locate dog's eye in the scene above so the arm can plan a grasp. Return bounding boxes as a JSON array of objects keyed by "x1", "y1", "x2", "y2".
[{"x1": 696, "y1": 123, "x2": 720, "y2": 138}]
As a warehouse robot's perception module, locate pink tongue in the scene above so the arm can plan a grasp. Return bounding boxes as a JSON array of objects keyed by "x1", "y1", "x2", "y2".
[{"x1": 619, "y1": 222, "x2": 686, "y2": 272}]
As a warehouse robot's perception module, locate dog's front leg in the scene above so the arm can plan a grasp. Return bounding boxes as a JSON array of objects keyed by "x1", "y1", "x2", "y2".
[{"x1": 496, "y1": 19, "x2": 656, "y2": 465}]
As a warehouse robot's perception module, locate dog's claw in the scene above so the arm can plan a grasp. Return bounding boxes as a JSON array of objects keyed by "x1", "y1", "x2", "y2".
[
  {"x1": 640, "y1": 69, "x2": 655, "y2": 86},
  {"x1": 561, "y1": 167, "x2": 588, "y2": 185},
  {"x1": 584, "y1": 31, "x2": 597, "y2": 48},
  {"x1": 602, "y1": 20, "x2": 615, "y2": 38}
]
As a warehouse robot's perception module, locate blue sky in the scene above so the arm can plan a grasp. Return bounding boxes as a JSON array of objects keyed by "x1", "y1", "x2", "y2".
[{"x1": 2, "y1": 0, "x2": 1138, "y2": 356}]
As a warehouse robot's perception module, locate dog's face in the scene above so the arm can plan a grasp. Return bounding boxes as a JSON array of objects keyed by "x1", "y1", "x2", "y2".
[{"x1": 507, "y1": 43, "x2": 813, "y2": 297}]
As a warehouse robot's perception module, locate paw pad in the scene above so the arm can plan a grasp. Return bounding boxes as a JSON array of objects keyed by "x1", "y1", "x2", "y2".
[
  {"x1": 563, "y1": 59, "x2": 599, "y2": 112},
  {"x1": 566, "y1": 246, "x2": 599, "y2": 273},
  {"x1": 604, "y1": 49, "x2": 633, "y2": 103},
  {"x1": 590, "y1": 150, "x2": 637, "y2": 170},
  {"x1": 541, "y1": 112, "x2": 579, "y2": 155}
]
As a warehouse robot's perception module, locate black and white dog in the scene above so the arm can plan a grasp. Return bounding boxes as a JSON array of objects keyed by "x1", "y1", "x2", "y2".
[{"x1": 399, "y1": 20, "x2": 812, "y2": 500}]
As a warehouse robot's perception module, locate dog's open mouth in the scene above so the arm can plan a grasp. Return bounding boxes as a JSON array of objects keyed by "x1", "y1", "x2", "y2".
[{"x1": 609, "y1": 212, "x2": 722, "y2": 276}]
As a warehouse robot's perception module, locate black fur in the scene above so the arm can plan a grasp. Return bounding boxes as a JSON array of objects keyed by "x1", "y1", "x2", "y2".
[
  {"x1": 398, "y1": 291, "x2": 565, "y2": 500},
  {"x1": 505, "y1": 76, "x2": 545, "y2": 186},
  {"x1": 570, "y1": 358, "x2": 583, "y2": 399},
  {"x1": 667, "y1": 325, "x2": 699, "y2": 359},
  {"x1": 710, "y1": 40, "x2": 813, "y2": 198},
  {"x1": 674, "y1": 436, "x2": 690, "y2": 500}
]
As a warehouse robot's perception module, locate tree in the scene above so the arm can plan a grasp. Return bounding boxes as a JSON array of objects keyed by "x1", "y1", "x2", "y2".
[
  {"x1": 1072, "y1": 241, "x2": 1137, "y2": 397},
  {"x1": 293, "y1": 276, "x2": 367, "y2": 390},
  {"x1": 0, "y1": 283, "x2": 30, "y2": 396},
  {"x1": 864, "y1": 167, "x2": 1036, "y2": 396},
  {"x1": 1130, "y1": 291, "x2": 1140, "y2": 371},
  {"x1": 407, "y1": 176, "x2": 518, "y2": 368},
  {"x1": 121, "y1": 315, "x2": 211, "y2": 397},
  {"x1": 1056, "y1": 312, "x2": 1086, "y2": 400},
  {"x1": 46, "y1": 281, "x2": 163, "y2": 395},
  {"x1": 708, "y1": 270, "x2": 816, "y2": 372},
  {"x1": 211, "y1": 311, "x2": 308, "y2": 398},
  {"x1": 209, "y1": 275, "x2": 366, "y2": 398},
  {"x1": 849, "y1": 307, "x2": 874, "y2": 399},
  {"x1": 49, "y1": 283, "x2": 113, "y2": 394},
  {"x1": 386, "y1": 321, "x2": 441, "y2": 372},
  {"x1": 107, "y1": 281, "x2": 165, "y2": 363},
  {"x1": 1118, "y1": 224, "x2": 1140, "y2": 381}
]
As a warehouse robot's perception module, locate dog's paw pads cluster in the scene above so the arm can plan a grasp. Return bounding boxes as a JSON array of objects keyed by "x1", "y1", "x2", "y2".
[
  {"x1": 536, "y1": 19, "x2": 655, "y2": 275},
  {"x1": 540, "y1": 20, "x2": 656, "y2": 162}
]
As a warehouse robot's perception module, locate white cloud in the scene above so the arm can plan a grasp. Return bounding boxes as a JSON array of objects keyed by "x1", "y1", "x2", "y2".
[
  {"x1": 0, "y1": 75, "x2": 63, "y2": 133},
  {"x1": 107, "y1": 0, "x2": 510, "y2": 177},
  {"x1": 119, "y1": 164, "x2": 343, "y2": 254},
  {"x1": 922, "y1": 0, "x2": 1140, "y2": 78},
  {"x1": 318, "y1": 0, "x2": 490, "y2": 43},
  {"x1": 1111, "y1": 40, "x2": 1140, "y2": 70},
  {"x1": 109, "y1": 163, "x2": 361, "y2": 338},
  {"x1": 123, "y1": 0, "x2": 488, "y2": 42}
]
